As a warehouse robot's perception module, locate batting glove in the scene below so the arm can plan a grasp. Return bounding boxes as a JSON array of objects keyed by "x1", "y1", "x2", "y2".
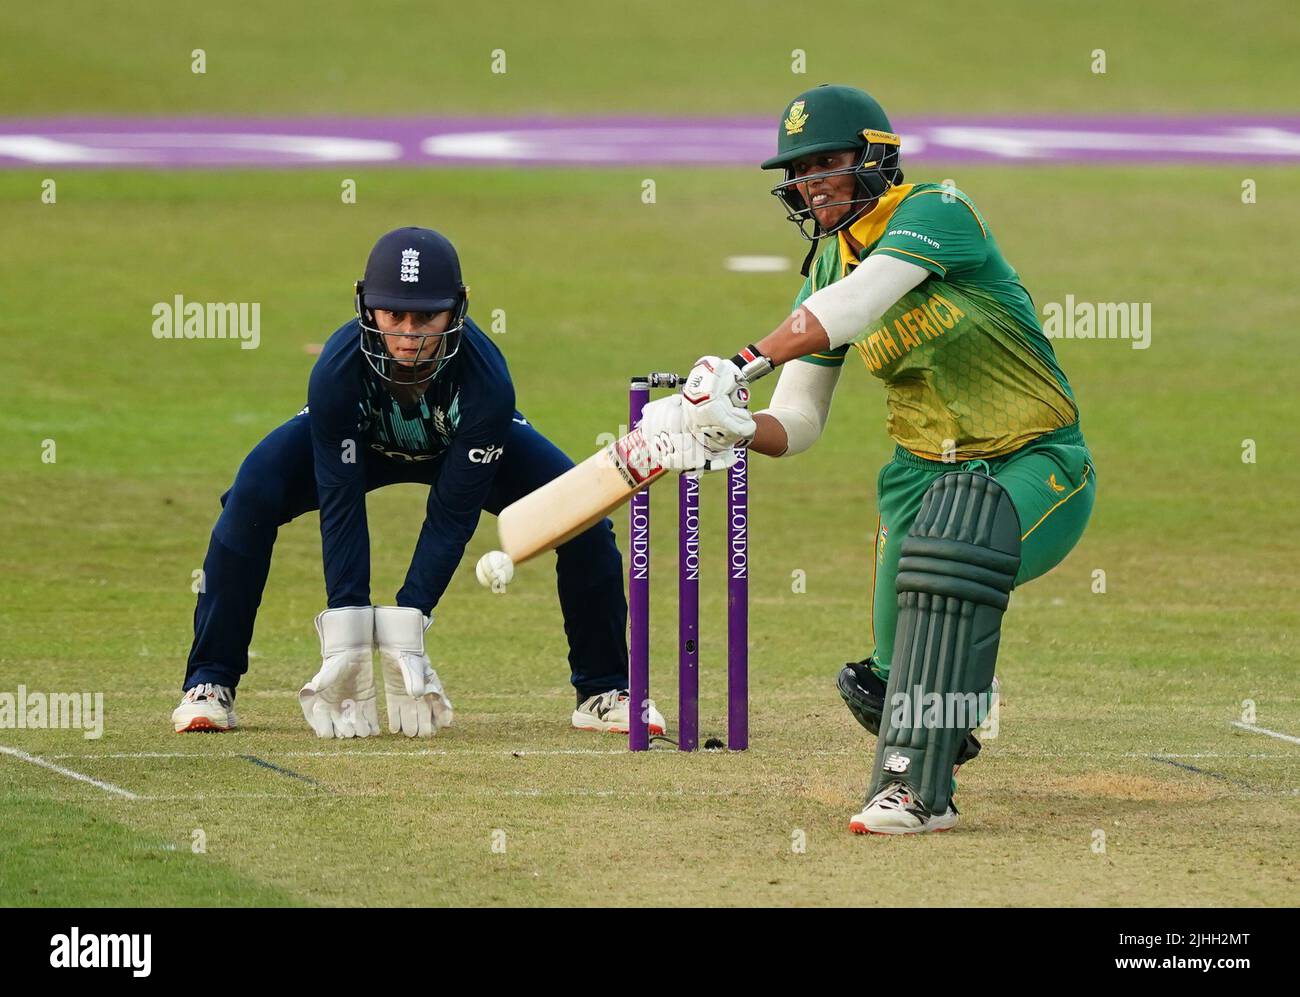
[
  {"x1": 638, "y1": 394, "x2": 736, "y2": 473},
  {"x1": 375, "y1": 606, "x2": 454, "y2": 738},
  {"x1": 299, "y1": 606, "x2": 381, "y2": 739},
  {"x1": 681, "y1": 356, "x2": 756, "y2": 449}
]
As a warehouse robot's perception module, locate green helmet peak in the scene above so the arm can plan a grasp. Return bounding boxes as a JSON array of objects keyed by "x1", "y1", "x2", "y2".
[
  {"x1": 760, "y1": 84, "x2": 897, "y2": 171},
  {"x1": 763, "y1": 84, "x2": 905, "y2": 253}
]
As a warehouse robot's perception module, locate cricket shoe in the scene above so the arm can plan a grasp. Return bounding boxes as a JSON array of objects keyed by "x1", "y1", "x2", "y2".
[
  {"x1": 848, "y1": 781, "x2": 958, "y2": 835},
  {"x1": 172, "y1": 683, "x2": 237, "y2": 733},
  {"x1": 571, "y1": 689, "x2": 665, "y2": 736}
]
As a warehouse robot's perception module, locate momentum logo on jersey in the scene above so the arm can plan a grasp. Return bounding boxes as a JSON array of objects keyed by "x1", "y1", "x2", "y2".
[
  {"x1": 468, "y1": 445, "x2": 503, "y2": 464},
  {"x1": 886, "y1": 228, "x2": 940, "y2": 250}
]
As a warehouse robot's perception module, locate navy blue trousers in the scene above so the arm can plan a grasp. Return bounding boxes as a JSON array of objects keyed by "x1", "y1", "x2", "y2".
[{"x1": 184, "y1": 412, "x2": 628, "y2": 701}]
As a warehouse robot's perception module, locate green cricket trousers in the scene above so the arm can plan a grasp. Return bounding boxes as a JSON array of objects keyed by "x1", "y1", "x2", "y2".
[{"x1": 869, "y1": 422, "x2": 1096, "y2": 675}]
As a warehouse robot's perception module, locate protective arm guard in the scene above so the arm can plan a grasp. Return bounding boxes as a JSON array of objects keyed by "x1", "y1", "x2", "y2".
[{"x1": 867, "y1": 472, "x2": 1021, "y2": 814}]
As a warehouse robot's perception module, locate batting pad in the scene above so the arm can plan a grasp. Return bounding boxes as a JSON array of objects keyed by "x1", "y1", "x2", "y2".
[{"x1": 868, "y1": 472, "x2": 1021, "y2": 814}]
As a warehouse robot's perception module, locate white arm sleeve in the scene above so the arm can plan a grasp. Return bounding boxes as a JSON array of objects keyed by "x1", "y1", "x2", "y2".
[
  {"x1": 800, "y1": 253, "x2": 931, "y2": 349},
  {"x1": 756, "y1": 359, "x2": 842, "y2": 456}
]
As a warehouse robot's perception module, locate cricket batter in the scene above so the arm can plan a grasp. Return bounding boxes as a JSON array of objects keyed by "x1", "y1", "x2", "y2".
[
  {"x1": 642, "y1": 85, "x2": 1095, "y2": 833},
  {"x1": 173, "y1": 227, "x2": 663, "y2": 739}
]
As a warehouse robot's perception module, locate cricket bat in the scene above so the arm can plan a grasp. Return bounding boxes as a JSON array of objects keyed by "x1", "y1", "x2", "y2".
[{"x1": 496, "y1": 426, "x2": 666, "y2": 565}]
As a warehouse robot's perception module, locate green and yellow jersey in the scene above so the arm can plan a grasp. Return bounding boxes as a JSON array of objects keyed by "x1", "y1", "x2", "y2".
[{"x1": 795, "y1": 183, "x2": 1078, "y2": 460}]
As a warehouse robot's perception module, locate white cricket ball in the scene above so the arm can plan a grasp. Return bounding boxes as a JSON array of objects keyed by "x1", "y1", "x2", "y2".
[{"x1": 475, "y1": 550, "x2": 515, "y2": 591}]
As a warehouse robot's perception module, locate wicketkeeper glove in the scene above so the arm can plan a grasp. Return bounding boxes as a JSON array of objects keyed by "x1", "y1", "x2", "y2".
[
  {"x1": 299, "y1": 606, "x2": 381, "y2": 739},
  {"x1": 374, "y1": 606, "x2": 454, "y2": 738}
]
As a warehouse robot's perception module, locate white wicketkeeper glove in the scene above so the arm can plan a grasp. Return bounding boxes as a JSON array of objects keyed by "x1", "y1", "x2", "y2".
[
  {"x1": 299, "y1": 606, "x2": 381, "y2": 739},
  {"x1": 681, "y1": 356, "x2": 757, "y2": 449},
  {"x1": 374, "y1": 606, "x2": 454, "y2": 738},
  {"x1": 638, "y1": 393, "x2": 738, "y2": 473}
]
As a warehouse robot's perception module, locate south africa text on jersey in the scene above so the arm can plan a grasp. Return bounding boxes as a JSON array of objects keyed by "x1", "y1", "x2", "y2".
[{"x1": 854, "y1": 292, "x2": 967, "y2": 372}]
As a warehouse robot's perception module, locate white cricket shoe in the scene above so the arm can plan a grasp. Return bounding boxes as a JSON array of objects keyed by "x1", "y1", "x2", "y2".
[
  {"x1": 849, "y1": 780, "x2": 959, "y2": 835},
  {"x1": 172, "y1": 683, "x2": 238, "y2": 733},
  {"x1": 572, "y1": 689, "x2": 665, "y2": 737}
]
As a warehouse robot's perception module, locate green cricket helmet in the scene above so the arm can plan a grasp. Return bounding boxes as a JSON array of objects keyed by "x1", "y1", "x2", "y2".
[{"x1": 762, "y1": 84, "x2": 904, "y2": 242}]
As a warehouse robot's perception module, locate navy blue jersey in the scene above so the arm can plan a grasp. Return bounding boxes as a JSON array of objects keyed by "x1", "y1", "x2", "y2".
[{"x1": 306, "y1": 317, "x2": 515, "y2": 608}]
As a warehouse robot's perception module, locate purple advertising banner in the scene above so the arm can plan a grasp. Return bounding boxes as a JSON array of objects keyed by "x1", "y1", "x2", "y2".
[{"x1": 2, "y1": 115, "x2": 1298, "y2": 168}]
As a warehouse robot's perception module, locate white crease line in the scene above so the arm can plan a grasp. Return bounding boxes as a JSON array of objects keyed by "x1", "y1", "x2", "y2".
[
  {"x1": 0, "y1": 744, "x2": 139, "y2": 799},
  {"x1": 1231, "y1": 721, "x2": 1300, "y2": 745},
  {"x1": 115, "y1": 788, "x2": 752, "y2": 802},
  {"x1": 1026, "y1": 751, "x2": 1293, "y2": 759},
  {"x1": 1144, "y1": 752, "x2": 1292, "y2": 759},
  {"x1": 44, "y1": 747, "x2": 631, "y2": 760},
  {"x1": 471, "y1": 788, "x2": 749, "y2": 798},
  {"x1": 988, "y1": 751, "x2": 1294, "y2": 759},
  {"x1": 132, "y1": 793, "x2": 315, "y2": 801},
  {"x1": 40, "y1": 748, "x2": 1298, "y2": 761},
  {"x1": 134, "y1": 689, "x2": 575, "y2": 701},
  {"x1": 68, "y1": 785, "x2": 1300, "y2": 804},
  {"x1": 277, "y1": 747, "x2": 628, "y2": 758},
  {"x1": 40, "y1": 748, "x2": 1300, "y2": 764}
]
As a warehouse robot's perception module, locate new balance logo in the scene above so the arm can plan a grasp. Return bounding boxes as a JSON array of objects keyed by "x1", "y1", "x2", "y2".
[
  {"x1": 400, "y1": 249, "x2": 420, "y2": 283},
  {"x1": 884, "y1": 751, "x2": 910, "y2": 774}
]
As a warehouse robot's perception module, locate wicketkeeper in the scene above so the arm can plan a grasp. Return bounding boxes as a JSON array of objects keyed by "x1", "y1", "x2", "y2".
[
  {"x1": 173, "y1": 227, "x2": 664, "y2": 738},
  {"x1": 641, "y1": 85, "x2": 1096, "y2": 833}
]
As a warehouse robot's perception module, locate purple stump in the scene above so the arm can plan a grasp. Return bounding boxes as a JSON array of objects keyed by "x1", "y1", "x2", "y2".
[
  {"x1": 678, "y1": 472, "x2": 700, "y2": 751},
  {"x1": 628, "y1": 380, "x2": 651, "y2": 751},
  {"x1": 727, "y1": 447, "x2": 749, "y2": 750}
]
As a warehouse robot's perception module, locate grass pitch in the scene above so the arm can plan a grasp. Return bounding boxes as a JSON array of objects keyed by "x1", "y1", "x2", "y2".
[
  {"x1": 4, "y1": 0, "x2": 1299, "y2": 116},
  {"x1": 0, "y1": 164, "x2": 1297, "y2": 906}
]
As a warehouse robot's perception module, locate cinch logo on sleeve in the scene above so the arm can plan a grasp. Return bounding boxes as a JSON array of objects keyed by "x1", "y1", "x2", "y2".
[
  {"x1": 50, "y1": 928, "x2": 151, "y2": 977},
  {"x1": 468, "y1": 445, "x2": 503, "y2": 464}
]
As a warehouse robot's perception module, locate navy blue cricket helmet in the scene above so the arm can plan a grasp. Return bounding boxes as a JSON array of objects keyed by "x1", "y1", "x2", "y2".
[{"x1": 355, "y1": 227, "x2": 469, "y2": 384}]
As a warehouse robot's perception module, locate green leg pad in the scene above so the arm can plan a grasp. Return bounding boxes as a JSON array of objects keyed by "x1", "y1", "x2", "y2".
[{"x1": 867, "y1": 472, "x2": 1021, "y2": 813}]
